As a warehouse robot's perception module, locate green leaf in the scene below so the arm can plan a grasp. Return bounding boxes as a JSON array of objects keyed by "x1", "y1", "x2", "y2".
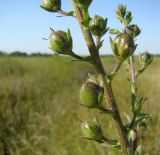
[
  {"x1": 136, "y1": 67, "x2": 146, "y2": 77},
  {"x1": 110, "y1": 37, "x2": 119, "y2": 56},
  {"x1": 98, "y1": 88, "x2": 104, "y2": 105},
  {"x1": 128, "y1": 80, "x2": 137, "y2": 95},
  {"x1": 138, "y1": 119, "x2": 148, "y2": 128},
  {"x1": 126, "y1": 11, "x2": 132, "y2": 25},
  {"x1": 116, "y1": 14, "x2": 123, "y2": 23},
  {"x1": 67, "y1": 29, "x2": 72, "y2": 42},
  {"x1": 66, "y1": 11, "x2": 74, "y2": 16},
  {"x1": 106, "y1": 73, "x2": 116, "y2": 82},
  {"x1": 109, "y1": 29, "x2": 121, "y2": 34},
  {"x1": 102, "y1": 140, "x2": 121, "y2": 149},
  {"x1": 97, "y1": 40, "x2": 104, "y2": 50},
  {"x1": 133, "y1": 113, "x2": 150, "y2": 127},
  {"x1": 116, "y1": 4, "x2": 126, "y2": 18},
  {"x1": 55, "y1": 40, "x2": 63, "y2": 53},
  {"x1": 127, "y1": 147, "x2": 134, "y2": 155},
  {"x1": 132, "y1": 96, "x2": 146, "y2": 114},
  {"x1": 135, "y1": 145, "x2": 144, "y2": 155}
]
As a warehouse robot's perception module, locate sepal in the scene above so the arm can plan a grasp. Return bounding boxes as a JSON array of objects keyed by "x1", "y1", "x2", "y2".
[
  {"x1": 74, "y1": 0, "x2": 92, "y2": 10},
  {"x1": 81, "y1": 118, "x2": 104, "y2": 142},
  {"x1": 109, "y1": 29, "x2": 121, "y2": 35}
]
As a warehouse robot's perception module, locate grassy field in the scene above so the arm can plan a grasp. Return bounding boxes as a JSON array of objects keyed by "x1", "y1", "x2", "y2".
[{"x1": 0, "y1": 56, "x2": 159, "y2": 155}]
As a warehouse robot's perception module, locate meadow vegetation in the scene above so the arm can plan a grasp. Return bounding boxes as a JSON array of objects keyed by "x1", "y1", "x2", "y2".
[{"x1": 0, "y1": 56, "x2": 159, "y2": 155}]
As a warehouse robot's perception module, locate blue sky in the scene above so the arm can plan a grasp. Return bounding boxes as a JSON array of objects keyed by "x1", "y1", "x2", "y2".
[{"x1": 0, "y1": 0, "x2": 160, "y2": 55}]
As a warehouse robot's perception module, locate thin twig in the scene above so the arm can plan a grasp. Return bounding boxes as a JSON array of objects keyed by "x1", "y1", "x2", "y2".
[{"x1": 112, "y1": 60, "x2": 123, "y2": 74}]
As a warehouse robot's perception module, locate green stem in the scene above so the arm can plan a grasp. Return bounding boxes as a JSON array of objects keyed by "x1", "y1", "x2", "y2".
[
  {"x1": 58, "y1": 9, "x2": 75, "y2": 17},
  {"x1": 70, "y1": 52, "x2": 83, "y2": 59},
  {"x1": 129, "y1": 55, "x2": 138, "y2": 151},
  {"x1": 129, "y1": 114, "x2": 136, "y2": 129},
  {"x1": 71, "y1": 1, "x2": 129, "y2": 154},
  {"x1": 112, "y1": 60, "x2": 123, "y2": 74}
]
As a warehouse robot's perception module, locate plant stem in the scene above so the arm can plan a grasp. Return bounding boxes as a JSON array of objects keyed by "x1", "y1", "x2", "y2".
[
  {"x1": 71, "y1": 1, "x2": 129, "y2": 154},
  {"x1": 129, "y1": 55, "x2": 138, "y2": 151},
  {"x1": 112, "y1": 60, "x2": 123, "y2": 74},
  {"x1": 96, "y1": 36, "x2": 101, "y2": 50}
]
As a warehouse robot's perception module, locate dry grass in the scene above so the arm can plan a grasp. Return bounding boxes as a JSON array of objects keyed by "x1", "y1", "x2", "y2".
[{"x1": 0, "y1": 56, "x2": 159, "y2": 155}]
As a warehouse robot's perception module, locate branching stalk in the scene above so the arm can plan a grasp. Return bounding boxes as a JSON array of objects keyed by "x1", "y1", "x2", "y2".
[{"x1": 71, "y1": 1, "x2": 129, "y2": 154}]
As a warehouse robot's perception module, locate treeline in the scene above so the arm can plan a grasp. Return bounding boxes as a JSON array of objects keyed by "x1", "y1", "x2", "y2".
[
  {"x1": 0, "y1": 50, "x2": 160, "y2": 57},
  {"x1": 0, "y1": 50, "x2": 54, "y2": 57}
]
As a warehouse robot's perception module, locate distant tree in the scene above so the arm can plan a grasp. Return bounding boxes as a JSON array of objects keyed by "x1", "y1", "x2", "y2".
[
  {"x1": 9, "y1": 51, "x2": 28, "y2": 57},
  {"x1": 30, "y1": 52, "x2": 53, "y2": 57},
  {"x1": 0, "y1": 50, "x2": 7, "y2": 56}
]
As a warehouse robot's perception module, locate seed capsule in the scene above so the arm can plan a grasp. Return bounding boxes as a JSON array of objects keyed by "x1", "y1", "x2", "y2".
[
  {"x1": 74, "y1": 0, "x2": 92, "y2": 9},
  {"x1": 80, "y1": 81, "x2": 104, "y2": 108},
  {"x1": 50, "y1": 29, "x2": 73, "y2": 55},
  {"x1": 110, "y1": 33, "x2": 136, "y2": 61},
  {"x1": 81, "y1": 119, "x2": 104, "y2": 142},
  {"x1": 89, "y1": 15, "x2": 108, "y2": 37},
  {"x1": 139, "y1": 52, "x2": 153, "y2": 66},
  {"x1": 126, "y1": 24, "x2": 141, "y2": 38},
  {"x1": 40, "y1": 0, "x2": 61, "y2": 12}
]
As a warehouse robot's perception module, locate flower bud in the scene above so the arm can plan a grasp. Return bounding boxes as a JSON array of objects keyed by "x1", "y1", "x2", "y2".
[
  {"x1": 116, "y1": 5, "x2": 126, "y2": 23},
  {"x1": 117, "y1": 5, "x2": 126, "y2": 18},
  {"x1": 110, "y1": 33, "x2": 136, "y2": 61},
  {"x1": 132, "y1": 96, "x2": 145, "y2": 114},
  {"x1": 128, "y1": 129, "x2": 137, "y2": 151},
  {"x1": 126, "y1": 24, "x2": 141, "y2": 38},
  {"x1": 89, "y1": 15, "x2": 108, "y2": 37},
  {"x1": 80, "y1": 80, "x2": 104, "y2": 108},
  {"x1": 40, "y1": 0, "x2": 61, "y2": 12},
  {"x1": 139, "y1": 52, "x2": 153, "y2": 66},
  {"x1": 81, "y1": 119, "x2": 104, "y2": 142},
  {"x1": 74, "y1": 0, "x2": 92, "y2": 9},
  {"x1": 50, "y1": 29, "x2": 73, "y2": 55}
]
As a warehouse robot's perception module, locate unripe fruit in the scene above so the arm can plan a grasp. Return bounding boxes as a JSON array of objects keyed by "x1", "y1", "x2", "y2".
[
  {"x1": 81, "y1": 119, "x2": 104, "y2": 142},
  {"x1": 50, "y1": 29, "x2": 73, "y2": 55},
  {"x1": 126, "y1": 24, "x2": 141, "y2": 38},
  {"x1": 74, "y1": 0, "x2": 92, "y2": 9},
  {"x1": 89, "y1": 15, "x2": 108, "y2": 37},
  {"x1": 110, "y1": 33, "x2": 135, "y2": 61},
  {"x1": 139, "y1": 52, "x2": 153, "y2": 66},
  {"x1": 80, "y1": 81, "x2": 104, "y2": 108},
  {"x1": 40, "y1": 0, "x2": 61, "y2": 12}
]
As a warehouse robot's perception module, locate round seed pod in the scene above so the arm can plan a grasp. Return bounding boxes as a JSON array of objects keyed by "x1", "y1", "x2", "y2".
[
  {"x1": 89, "y1": 15, "x2": 108, "y2": 37},
  {"x1": 40, "y1": 0, "x2": 61, "y2": 12},
  {"x1": 110, "y1": 33, "x2": 135, "y2": 61},
  {"x1": 81, "y1": 119, "x2": 104, "y2": 142},
  {"x1": 80, "y1": 81, "x2": 103, "y2": 108},
  {"x1": 139, "y1": 52, "x2": 153, "y2": 66},
  {"x1": 50, "y1": 29, "x2": 73, "y2": 55},
  {"x1": 126, "y1": 24, "x2": 141, "y2": 38}
]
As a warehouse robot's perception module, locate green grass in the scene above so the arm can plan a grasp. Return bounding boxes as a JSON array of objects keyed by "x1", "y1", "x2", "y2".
[{"x1": 0, "y1": 56, "x2": 159, "y2": 155}]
